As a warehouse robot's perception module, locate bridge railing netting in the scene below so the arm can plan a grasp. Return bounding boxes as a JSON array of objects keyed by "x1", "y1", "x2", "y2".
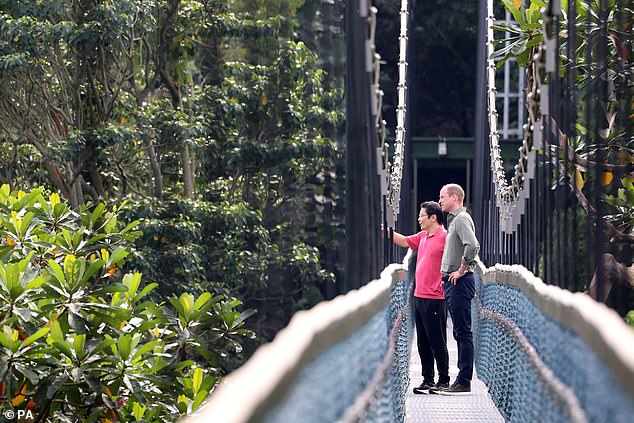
[
  {"x1": 475, "y1": 262, "x2": 634, "y2": 423},
  {"x1": 185, "y1": 257, "x2": 415, "y2": 423},
  {"x1": 186, "y1": 256, "x2": 634, "y2": 423}
]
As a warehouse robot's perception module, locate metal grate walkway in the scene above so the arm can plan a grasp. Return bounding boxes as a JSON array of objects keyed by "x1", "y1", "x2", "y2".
[{"x1": 406, "y1": 318, "x2": 505, "y2": 422}]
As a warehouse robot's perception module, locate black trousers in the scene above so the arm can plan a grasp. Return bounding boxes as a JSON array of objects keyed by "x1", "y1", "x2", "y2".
[{"x1": 413, "y1": 297, "x2": 449, "y2": 384}]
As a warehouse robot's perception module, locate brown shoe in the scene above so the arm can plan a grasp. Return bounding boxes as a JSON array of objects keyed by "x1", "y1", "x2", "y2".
[{"x1": 436, "y1": 382, "x2": 470, "y2": 395}]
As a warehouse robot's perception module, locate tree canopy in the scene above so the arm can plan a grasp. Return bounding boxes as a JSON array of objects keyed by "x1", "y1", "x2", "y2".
[{"x1": 0, "y1": 0, "x2": 346, "y2": 419}]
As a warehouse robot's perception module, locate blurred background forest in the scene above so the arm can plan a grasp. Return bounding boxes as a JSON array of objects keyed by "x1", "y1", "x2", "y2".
[
  {"x1": 0, "y1": 0, "x2": 350, "y2": 420},
  {"x1": 1, "y1": 0, "x2": 346, "y2": 350}
]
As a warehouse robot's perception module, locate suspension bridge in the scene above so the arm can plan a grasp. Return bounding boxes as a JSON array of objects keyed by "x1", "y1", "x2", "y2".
[{"x1": 185, "y1": 0, "x2": 634, "y2": 421}]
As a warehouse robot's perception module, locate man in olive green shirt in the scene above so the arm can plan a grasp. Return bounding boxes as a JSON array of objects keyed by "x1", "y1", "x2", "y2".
[{"x1": 432, "y1": 183, "x2": 480, "y2": 396}]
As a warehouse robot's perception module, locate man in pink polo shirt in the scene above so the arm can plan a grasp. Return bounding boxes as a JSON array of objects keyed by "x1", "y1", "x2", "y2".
[{"x1": 390, "y1": 201, "x2": 449, "y2": 394}]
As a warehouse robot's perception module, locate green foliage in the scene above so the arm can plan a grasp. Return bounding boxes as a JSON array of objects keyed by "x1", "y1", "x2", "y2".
[
  {"x1": 221, "y1": 0, "x2": 305, "y2": 64},
  {"x1": 118, "y1": 37, "x2": 342, "y2": 343},
  {"x1": 490, "y1": 0, "x2": 545, "y2": 67},
  {"x1": 0, "y1": 0, "x2": 345, "y2": 401},
  {"x1": 200, "y1": 41, "x2": 340, "y2": 181},
  {"x1": 0, "y1": 185, "x2": 254, "y2": 421},
  {"x1": 120, "y1": 194, "x2": 269, "y2": 299},
  {"x1": 495, "y1": 0, "x2": 634, "y2": 241},
  {"x1": 121, "y1": 184, "x2": 334, "y2": 345},
  {"x1": 603, "y1": 176, "x2": 634, "y2": 234}
]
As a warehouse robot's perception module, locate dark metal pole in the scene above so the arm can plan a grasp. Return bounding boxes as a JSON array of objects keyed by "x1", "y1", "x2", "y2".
[{"x1": 344, "y1": 0, "x2": 381, "y2": 292}]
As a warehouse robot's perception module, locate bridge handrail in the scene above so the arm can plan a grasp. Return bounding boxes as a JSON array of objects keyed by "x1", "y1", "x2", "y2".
[
  {"x1": 478, "y1": 262, "x2": 634, "y2": 397},
  {"x1": 476, "y1": 261, "x2": 634, "y2": 422},
  {"x1": 185, "y1": 261, "x2": 410, "y2": 423}
]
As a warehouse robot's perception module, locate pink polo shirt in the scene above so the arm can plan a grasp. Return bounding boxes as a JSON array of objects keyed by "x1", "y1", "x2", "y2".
[{"x1": 405, "y1": 228, "x2": 446, "y2": 299}]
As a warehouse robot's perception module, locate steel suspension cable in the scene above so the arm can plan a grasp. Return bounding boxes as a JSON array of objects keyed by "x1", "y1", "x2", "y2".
[
  {"x1": 387, "y1": 0, "x2": 410, "y2": 226},
  {"x1": 485, "y1": 0, "x2": 549, "y2": 234}
]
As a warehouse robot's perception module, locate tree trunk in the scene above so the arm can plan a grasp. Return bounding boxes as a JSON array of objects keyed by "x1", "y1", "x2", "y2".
[
  {"x1": 73, "y1": 175, "x2": 84, "y2": 207},
  {"x1": 26, "y1": 132, "x2": 72, "y2": 200},
  {"x1": 67, "y1": 164, "x2": 79, "y2": 209},
  {"x1": 181, "y1": 141, "x2": 194, "y2": 199},
  {"x1": 158, "y1": 0, "x2": 195, "y2": 200},
  {"x1": 190, "y1": 148, "x2": 196, "y2": 195},
  {"x1": 587, "y1": 253, "x2": 634, "y2": 316},
  {"x1": 145, "y1": 139, "x2": 164, "y2": 200},
  {"x1": 46, "y1": 161, "x2": 72, "y2": 201},
  {"x1": 87, "y1": 161, "x2": 107, "y2": 199}
]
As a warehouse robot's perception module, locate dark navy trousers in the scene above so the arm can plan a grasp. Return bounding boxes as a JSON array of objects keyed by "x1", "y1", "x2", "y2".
[{"x1": 443, "y1": 272, "x2": 476, "y2": 386}]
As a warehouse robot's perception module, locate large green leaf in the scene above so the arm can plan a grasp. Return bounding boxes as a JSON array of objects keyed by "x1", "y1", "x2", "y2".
[
  {"x1": 502, "y1": 0, "x2": 525, "y2": 25},
  {"x1": 117, "y1": 334, "x2": 132, "y2": 361},
  {"x1": 21, "y1": 327, "x2": 50, "y2": 348}
]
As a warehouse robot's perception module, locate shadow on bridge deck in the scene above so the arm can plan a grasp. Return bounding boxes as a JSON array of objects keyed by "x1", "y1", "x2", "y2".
[{"x1": 406, "y1": 318, "x2": 504, "y2": 422}]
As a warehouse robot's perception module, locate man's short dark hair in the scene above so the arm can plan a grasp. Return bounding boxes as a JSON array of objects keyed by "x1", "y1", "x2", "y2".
[{"x1": 420, "y1": 201, "x2": 444, "y2": 226}]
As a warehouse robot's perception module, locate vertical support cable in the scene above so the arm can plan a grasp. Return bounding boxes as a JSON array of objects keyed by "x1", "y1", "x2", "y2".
[
  {"x1": 582, "y1": 0, "x2": 595, "y2": 292},
  {"x1": 563, "y1": 0, "x2": 578, "y2": 291},
  {"x1": 387, "y1": 0, "x2": 409, "y2": 226},
  {"x1": 553, "y1": 6, "x2": 563, "y2": 289},
  {"x1": 594, "y1": 0, "x2": 610, "y2": 294}
]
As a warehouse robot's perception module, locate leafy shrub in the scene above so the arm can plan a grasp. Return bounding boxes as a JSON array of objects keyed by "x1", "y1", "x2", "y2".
[
  {"x1": 120, "y1": 185, "x2": 333, "y2": 347},
  {"x1": 0, "y1": 185, "x2": 254, "y2": 421}
]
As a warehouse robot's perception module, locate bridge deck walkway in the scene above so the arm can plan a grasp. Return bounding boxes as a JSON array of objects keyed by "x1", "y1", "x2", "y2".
[{"x1": 406, "y1": 318, "x2": 505, "y2": 422}]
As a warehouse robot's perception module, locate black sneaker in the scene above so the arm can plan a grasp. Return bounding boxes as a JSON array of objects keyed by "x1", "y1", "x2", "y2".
[
  {"x1": 412, "y1": 380, "x2": 435, "y2": 394},
  {"x1": 428, "y1": 381, "x2": 449, "y2": 394},
  {"x1": 435, "y1": 381, "x2": 450, "y2": 390},
  {"x1": 437, "y1": 382, "x2": 471, "y2": 396}
]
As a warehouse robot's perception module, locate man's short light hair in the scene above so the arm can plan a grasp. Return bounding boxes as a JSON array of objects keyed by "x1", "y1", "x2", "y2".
[{"x1": 443, "y1": 183, "x2": 465, "y2": 201}]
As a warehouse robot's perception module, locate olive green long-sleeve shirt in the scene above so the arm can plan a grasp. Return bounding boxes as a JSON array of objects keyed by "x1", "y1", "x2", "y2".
[{"x1": 440, "y1": 207, "x2": 480, "y2": 275}]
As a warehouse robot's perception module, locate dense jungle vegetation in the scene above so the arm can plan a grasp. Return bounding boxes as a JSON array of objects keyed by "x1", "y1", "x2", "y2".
[{"x1": 0, "y1": 0, "x2": 346, "y2": 420}]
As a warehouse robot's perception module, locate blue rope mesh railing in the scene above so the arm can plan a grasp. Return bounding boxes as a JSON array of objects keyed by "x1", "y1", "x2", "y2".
[
  {"x1": 265, "y1": 265, "x2": 414, "y2": 423},
  {"x1": 186, "y1": 257, "x2": 414, "y2": 423},
  {"x1": 263, "y1": 311, "x2": 389, "y2": 423},
  {"x1": 188, "y1": 257, "x2": 634, "y2": 423},
  {"x1": 474, "y1": 263, "x2": 634, "y2": 423},
  {"x1": 360, "y1": 254, "x2": 415, "y2": 423}
]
